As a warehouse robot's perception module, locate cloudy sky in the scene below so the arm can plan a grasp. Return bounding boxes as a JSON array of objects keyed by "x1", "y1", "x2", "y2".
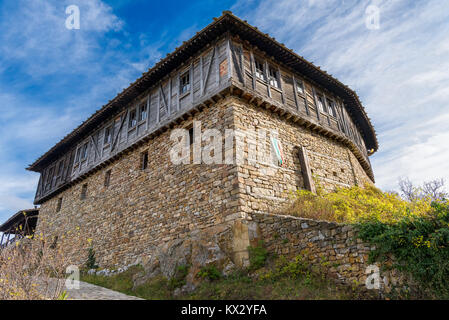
[{"x1": 0, "y1": 0, "x2": 448, "y2": 224}]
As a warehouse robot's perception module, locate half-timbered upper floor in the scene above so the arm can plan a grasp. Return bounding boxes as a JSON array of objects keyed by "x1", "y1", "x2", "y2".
[{"x1": 27, "y1": 12, "x2": 378, "y2": 205}]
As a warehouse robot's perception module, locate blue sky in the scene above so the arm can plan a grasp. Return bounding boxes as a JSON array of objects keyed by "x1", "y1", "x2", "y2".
[{"x1": 1, "y1": 0, "x2": 449, "y2": 224}]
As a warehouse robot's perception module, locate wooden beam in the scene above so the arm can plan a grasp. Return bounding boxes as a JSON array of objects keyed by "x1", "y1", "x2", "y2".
[
  {"x1": 230, "y1": 42, "x2": 245, "y2": 84},
  {"x1": 292, "y1": 75, "x2": 300, "y2": 111},
  {"x1": 250, "y1": 51, "x2": 256, "y2": 90},
  {"x1": 202, "y1": 47, "x2": 215, "y2": 96},
  {"x1": 111, "y1": 110, "x2": 128, "y2": 152},
  {"x1": 90, "y1": 135, "x2": 100, "y2": 159},
  {"x1": 277, "y1": 67, "x2": 285, "y2": 104},
  {"x1": 301, "y1": 80, "x2": 310, "y2": 116},
  {"x1": 264, "y1": 61, "x2": 271, "y2": 98},
  {"x1": 312, "y1": 86, "x2": 321, "y2": 122},
  {"x1": 298, "y1": 146, "x2": 316, "y2": 193}
]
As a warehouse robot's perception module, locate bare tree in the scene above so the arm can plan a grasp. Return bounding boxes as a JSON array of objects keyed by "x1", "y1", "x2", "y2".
[
  {"x1": 398, "y1": 177, "x2": 447, "y2": 201},
  {"x1": 398, "y1": 177, "x2": 417, "y2": 201},
  {"x1": 423, "y1": 178, "x2": 447, "y2": 200}
]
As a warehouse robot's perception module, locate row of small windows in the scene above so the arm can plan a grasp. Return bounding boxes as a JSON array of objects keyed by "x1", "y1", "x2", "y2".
[
  {"x1": 316, "y1": 95, "x2": 338, "y2": 118},
  {"x1": 55, "y1": 152, "x2": 148, "y2": 212},
  {"x1": 253, "y1": 57, "x2": 339, "y2": 119},
  {"x1": 75, "y1": 71, "x2": 190, "y2": 163}
]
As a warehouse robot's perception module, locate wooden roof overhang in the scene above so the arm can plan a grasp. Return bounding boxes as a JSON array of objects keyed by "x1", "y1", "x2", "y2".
[
  {"x1": 27, "y1": 11, "x2": 377, "y2": 172},
  {"x1": 0, "y1": 209, "x2": 39, "y2": 235}
]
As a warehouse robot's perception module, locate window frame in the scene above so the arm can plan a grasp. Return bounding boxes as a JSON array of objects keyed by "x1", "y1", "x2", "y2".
[
  {"x1": 296, "y1": 79, "x2": 304, "y2": 95},
  {"x1": 317, "y1": 95, "x2": 327, "y2": 114},
  {"x1": 326, "y1": 98, "x2": 337, "y2": 118},
  {"x1": 104, "y1": 169, "x2": 111, "y2": 187},
  {"x1": 80, "y1": 142, "x2": 89, "y2": 161},
  {"x1": 138, "y1": 102, "x2": 147, "y2": 123},
  {"x1": 268, "y1": 65, "x2": 280, "y2": 88},
  {"x1": 140, "y1": 151, "x2": 149, "y2": 170},
  {"x1": 180, "y1": 71, "x2": 190, "y2": 95},
  {"x1": 56, "y1": 197, "x2": 63, "y2": 212},
  {"x1": 254, "y1": 59, "x2": 265, "y2": 81},
  {"x1": 80, "y1": 184, "x2": 88, "y2": 200},
  {"x1": 128, "y1": 108, "x2": 137, "y2": 129},
  {"x1": 104, "y1": 125, "x2": 113, "y2": 145}
]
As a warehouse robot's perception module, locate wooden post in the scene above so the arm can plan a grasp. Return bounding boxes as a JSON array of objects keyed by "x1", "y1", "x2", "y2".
[
  {"x1": 177, "y1": 73, "x2": 180, "y2": 111},
  {"x1": 312, "y1": 87, "x2": 321, "y2": 122},
  {"x1": 302, "y1": 80, "x2": 310, "y2": 116},
  {"x1": 157, "y1": 87, "x2": 161, "y2": 123},
  {"x1": 250, "y1": 51, "x2": 256, "y2": 90},
  {"x1": 298, "y1": 146, "x2": 316, "y2": 193},
  {"x1": 264, "y1": 61, "x2": 271, "y2": 98},
  {"x1": 278, "y1": 67, "x2": 285, "y2": 104},
  {"x1": 200, "y1": 55, "x2": 204, "y2": 95},
  {"x1": 168, "y1": 80, "x2": 172, "y2": 116},
  {"x1": 190, "y1": 62, "x2": 194, "y2": 105},
  {"x1": 292, "y1": 75, "x2": 300, "y2": 111}
]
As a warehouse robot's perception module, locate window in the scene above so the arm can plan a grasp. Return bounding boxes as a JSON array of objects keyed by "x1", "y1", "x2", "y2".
[
  {"x1": 268, "y1": 66, "x2": 279, "y2": 88},
  {"x1": 81, "y1": 142, "x2": 89, "y2": 161},
  {"x1": 138, "y1": 103, "x2": 147, "y2": 122},
  {"x1": 317, "y1": 95, "x2": 326, "y2": 113},
  {"x1": 188, "y1": 127, "x2": 194, "y2": 145},
  {"x1": 180, "y1": 71, "x2": 190, "y2": 94},
  {"x1": 75, "y1": 147, "x2": 81, "y2": 164},
  {"x1": 255, "y1": 59, "x2": 265, "y2": 80},
  {"x1": 129, "y1": 109, "x2": 137, "y2": 128},
  {"x1": 104, "y1": 126, "x2": 112, "y2": 145},
  {"x1": 296, "y1": 79, "x2": 304, "y2": 95},
  {"x1": 56, "y1": 197, "x2": 63, "y2": 212},
  {"x1": 104, "y1": 170, "x2": 111, "y2": 187},
  {"x1": 327, "y1": 99, "x2": 337, "y2": 117},
  {"x1": 80, "y1": 184, "x2": 88, "y2": 200},
  {"x1": 141, "y1": 151, "x2": 148, "y2": 170}
]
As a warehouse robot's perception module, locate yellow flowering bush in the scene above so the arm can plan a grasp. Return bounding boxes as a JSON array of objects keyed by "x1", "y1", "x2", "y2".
[{"x1": 286, "y1": 184, "x2": 432, "y2": 224}]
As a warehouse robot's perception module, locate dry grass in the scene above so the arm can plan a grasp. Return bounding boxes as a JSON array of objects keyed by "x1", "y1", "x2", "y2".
[{"x1": 0, "y1": 219, "x2": 88, "y2": 300}]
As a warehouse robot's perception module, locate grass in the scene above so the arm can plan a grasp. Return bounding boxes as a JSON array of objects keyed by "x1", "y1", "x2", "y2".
[{"x1": 80, "y1": 255, "x2": 366, "y2": 300}]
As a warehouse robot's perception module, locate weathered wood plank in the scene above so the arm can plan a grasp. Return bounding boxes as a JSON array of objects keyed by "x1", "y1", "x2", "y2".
[{"x1": 298, "y1": 146, "x2": 316, "y2": 193}]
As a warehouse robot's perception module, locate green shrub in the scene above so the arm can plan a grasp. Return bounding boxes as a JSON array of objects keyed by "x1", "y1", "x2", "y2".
[
  {"x1": 197, "y1": 265, "x2": 221, "y2": 281},
  {"x1": 85, "y1": 247, "x2": 99, "y2": 270},
  {"x1": 356, "y1": 201, "x2": 449, "y2": 298},
  {"x1": 168, "y1": 264, "x2": 190, "y2": 290},
  {"x1": 248, "y1": 241, "x2": 268, "y2": 271}
]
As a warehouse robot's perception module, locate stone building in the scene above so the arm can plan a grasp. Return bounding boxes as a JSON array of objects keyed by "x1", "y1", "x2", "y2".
[{"x1": 27, "y1": 12, "x2": 377, "y2": 268}]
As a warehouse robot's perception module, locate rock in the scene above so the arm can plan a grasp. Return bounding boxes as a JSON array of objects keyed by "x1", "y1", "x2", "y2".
[
  {"x1": 87, "y1": 269, "x2": 96, "y2": 275},
  {"x1": 133, "y1": 224, "x2": 233, "y2": 289}
]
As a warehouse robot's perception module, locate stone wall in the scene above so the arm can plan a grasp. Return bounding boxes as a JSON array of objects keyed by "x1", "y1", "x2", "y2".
[
  {"x1": 37, "y1": 99, "x2": 241, "y2": 268},
  {"x1": 247, "y1": 212, "x2": 394, "y2": 293},
  {"x1": 36, "y1": 96, "x2": 375, "y2": 273},
  {"x1": 232, "y1": 97, "x2": 374, "y2": 217}
]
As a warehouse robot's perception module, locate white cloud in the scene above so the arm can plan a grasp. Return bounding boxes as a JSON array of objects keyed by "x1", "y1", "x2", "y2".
[
  {"x1": 232, "y1": 0, "x2": 449, "y2": 191},
  {"x1": 0, "y1": 0, "x2": 168, "y2": 223},
  {"x1": 0, "y1": 0, "x2": 124, "y2": 76}
]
